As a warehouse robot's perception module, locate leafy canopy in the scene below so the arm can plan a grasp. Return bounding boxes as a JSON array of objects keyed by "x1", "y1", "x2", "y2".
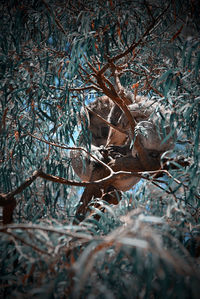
[{"x1": 0, "y1": 0, "x2": 200, "y2": 298}]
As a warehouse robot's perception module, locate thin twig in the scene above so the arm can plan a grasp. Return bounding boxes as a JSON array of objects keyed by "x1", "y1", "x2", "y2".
[
  {"x1": 69, "y1": 85, "x2": 102, "y2": 92},
  {"x1": 41, "y1": 0, "x2": 67, "y2": 35},
  {"x1": 86, "y1": 107, "x2": 125, "y2": 134},
  {"x1": 0, "y1": 224, "x2": 95, "y2": 240},
  {"x1": 28, "y1": 133, "x2": 113, "y2": 174}
]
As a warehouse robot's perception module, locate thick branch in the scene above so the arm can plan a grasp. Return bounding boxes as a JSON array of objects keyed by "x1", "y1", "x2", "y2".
[
  {"x1": 0, "y1": 170, "x2": 41, "y2": 204},
  {"x1": 95, "y1": 73, "x2": 137, "y2": 135},
  {"x1": 39, "y1": 171, "x2": 91, "y2": 187}
]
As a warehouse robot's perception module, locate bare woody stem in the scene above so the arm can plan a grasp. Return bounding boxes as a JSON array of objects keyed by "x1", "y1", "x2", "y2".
[
  {"x1": 86, "y1": 107, "x2": 125, "y2": 134},
  {"x1": 28, "y1": 133, "x2": 113, "y2": 174},
  {"x1": 99, "y1": 3, "x2": 170, "y2": 75},
  {"x1": 1, "y1": 167, "x2": 196, "y2": 207}
]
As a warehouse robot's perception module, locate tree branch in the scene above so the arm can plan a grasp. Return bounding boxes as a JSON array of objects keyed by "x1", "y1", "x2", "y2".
[
  {"x1": 99, "y1": 3, "x2": 170, "y2": 75},
  {"x1": 28, "y1": 133, "x2": 113, "y2": 174},
  {"x1": 0, "y1": 170, "x2": 41, "y2": 203},
  {"x1": 41, "y1": 0, "x2": 67, "y2": 35},
  {"x1": 86, "y1": 107, "x2": 125, "y2": 134}
]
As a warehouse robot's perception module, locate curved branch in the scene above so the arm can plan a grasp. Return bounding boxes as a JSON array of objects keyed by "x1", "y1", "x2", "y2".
[
  {"x1": 39, "y1": 171, "x2": 91, "y2": 187},
  {"x1": 0, "y1": 170, "x2": 41, "y2": 202},
  {"x1": 28, "y1": 133, "x2": 113, "y2": 174}
]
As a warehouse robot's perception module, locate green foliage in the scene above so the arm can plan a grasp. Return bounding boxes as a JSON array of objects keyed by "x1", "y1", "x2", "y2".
[{"x1": 0, "y1": 0, "x2": 199, "y2": 298}]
